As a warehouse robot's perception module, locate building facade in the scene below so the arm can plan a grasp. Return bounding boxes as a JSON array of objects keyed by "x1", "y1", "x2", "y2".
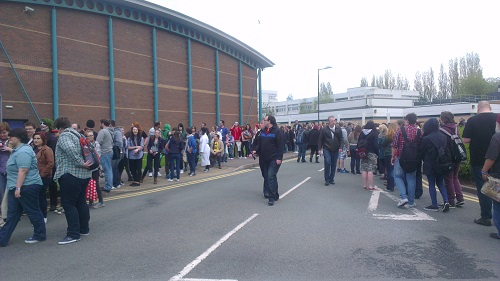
[{"x1": 0, "y1": 0, "x2": 273, "y2": 129}]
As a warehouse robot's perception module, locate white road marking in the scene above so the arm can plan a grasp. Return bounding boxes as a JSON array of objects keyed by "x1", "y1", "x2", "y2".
[
  {"x1": 368, "y1": 190, "x2": 436, "y2": 221},
  {"x1": 169, "y1": 214, "x2": 259, "y2": 281},
  {"x1": 180, "y1": 279, "x2": 237, "y2": 281},
  {"x1": 318, "y1": 168, "x2": 324, "y2": 172},
  {"x1": 367, "y1": 190, "x2": 380, "y2": 211},
  {"x1": 280, "y1": 177, "x2": 311, "y2": 199}
]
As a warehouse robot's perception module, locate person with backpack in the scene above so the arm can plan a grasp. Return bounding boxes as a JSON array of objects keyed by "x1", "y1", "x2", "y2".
[
  {"x1": 309, "y1": 125, "x2": 321, "y2": 163},
  {"x1": 391, "y1": 113, "x2": 421, "y2": 208},
  {"x1": 296, "y1": 125, "x2": 306, "y2": 163},
  {"x1": 420, "y1": 118, "x2": 451, "y2": 212},
  {"x1": 358, "y1": 121, "x2": 379, "y2": 190},
  {"x1": 439, "y1": 111, "x2": 465, "y2": 208}
]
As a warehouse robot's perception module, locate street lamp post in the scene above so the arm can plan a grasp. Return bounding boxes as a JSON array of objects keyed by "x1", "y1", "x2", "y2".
[{"x1": 317, "y1": 66, "x2": 332, "y2": 123}]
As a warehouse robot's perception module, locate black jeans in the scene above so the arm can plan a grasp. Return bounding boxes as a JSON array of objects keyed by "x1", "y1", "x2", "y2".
[
  {"x1": 142, "y1": 153, "x2": 161, "y2": 179},
  {"x1": 129, "y1": 159, "x2": 143, "y2": 183},
  {"x1": 112, "y1": 158, "x2": 122, "y2": 187},
  {"x1": 349, "y1": 145, "x2": 360, "y2": 173},
  {"x1": 59, "y1": 173, "x2": 90, "y2": 239},
  {"x1": 259, "y1": 158, "x2": 281, "y2": 201}
]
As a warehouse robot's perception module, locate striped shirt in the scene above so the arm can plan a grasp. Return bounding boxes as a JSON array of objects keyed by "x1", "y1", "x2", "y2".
[{"x1": 54, "y1": 128, "x2": 91, "y2": 181}]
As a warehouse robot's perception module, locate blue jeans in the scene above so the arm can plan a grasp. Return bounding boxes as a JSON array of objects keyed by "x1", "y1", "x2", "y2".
[
  {"x1": 493, "y1": 200, "x2": 500, "y2": 236},
  {"x1": 426, "y1": 174, "x2": 449, "y2": 206},
  {"x1": 187, "y1": 152, "x2": 197, "y2": 175},
  {"x1": 221, "y1": 143, "x2": 227, "y2": 162},
  {"x1": 297, "y1": 143, "x2": 306, "y2": 161},
  {"x1": 59, "y1": 173, "x2": 90, "y2": 239},
  {"x1": 323, "y1": 149, "x2": 339, "y2": 183},
  {"x1": 386, "y1": 161, "x2": 395, "y2": 191},
  {"x1": 394, "y1": 158, "x2": 416, "y2": 204},
  {"x1": 472, "y1": 165, "x2": 492, "y2": 220},
  {"x1": 100, "y1": 153, "x2": 113, "y2": 191},
  {"x1": 169, "y1": 153, "x2": 181, "y2": 180},
  {"x1": 259, "y1": 158, "x2": 281, "y2": 200},
  {"x1": 0, "y1": 184, "x2": 46, "y2": 246}
]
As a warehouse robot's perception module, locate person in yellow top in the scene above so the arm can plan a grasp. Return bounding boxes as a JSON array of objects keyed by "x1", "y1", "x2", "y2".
[{"x1": 210, "y1": 134, "x2": 224, "y2": 169}]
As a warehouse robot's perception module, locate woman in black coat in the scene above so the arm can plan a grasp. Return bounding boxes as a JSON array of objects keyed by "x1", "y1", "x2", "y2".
[{"x1": 419, "y1": 118, "x2": 450, "y2": 212}]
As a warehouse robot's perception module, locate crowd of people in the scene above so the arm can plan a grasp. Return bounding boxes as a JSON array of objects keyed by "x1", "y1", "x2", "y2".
[{"x1": 1, "y1": 101, "x2": 499, "y2": 246}]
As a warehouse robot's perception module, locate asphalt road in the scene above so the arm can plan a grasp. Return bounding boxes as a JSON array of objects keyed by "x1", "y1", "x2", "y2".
[{"x1": 1, "y1": 158, "x2": 499, "y2": 281}]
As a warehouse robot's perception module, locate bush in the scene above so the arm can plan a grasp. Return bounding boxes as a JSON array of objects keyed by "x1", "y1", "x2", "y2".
[{"x1": 458, "y1": 126, "x2": 473, "y2": 183}]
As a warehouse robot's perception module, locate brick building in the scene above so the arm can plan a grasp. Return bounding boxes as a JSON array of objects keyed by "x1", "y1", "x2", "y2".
[{"x1": 0, "y1": 0, "x2": 273, "y2": 129}]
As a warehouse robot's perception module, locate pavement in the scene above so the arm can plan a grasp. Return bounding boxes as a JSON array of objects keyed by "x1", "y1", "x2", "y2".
[{"x1": 100, "y1": 152, "x2": 477, "y2": 197}]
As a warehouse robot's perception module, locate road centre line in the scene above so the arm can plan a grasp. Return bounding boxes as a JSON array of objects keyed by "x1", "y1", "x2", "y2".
[
  {"x1": 280, "y1": 177, "x2": 311, "y2": 200},
  {"x1": 169, "y1": 214, "x2": 259, "y2": 281},
  {"x1": 106, "y1": 170, "x2": 251, "y2": 201}
]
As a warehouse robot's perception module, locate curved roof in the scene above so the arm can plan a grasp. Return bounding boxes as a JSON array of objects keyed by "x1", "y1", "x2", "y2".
[{"x1": 113, "y1": 0, "x2": 274, "y2": 68}]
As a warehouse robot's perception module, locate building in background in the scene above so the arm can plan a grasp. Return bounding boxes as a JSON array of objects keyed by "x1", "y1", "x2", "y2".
[{"x1": 0, "y1": 0, "x2": 273, "y2": 128}]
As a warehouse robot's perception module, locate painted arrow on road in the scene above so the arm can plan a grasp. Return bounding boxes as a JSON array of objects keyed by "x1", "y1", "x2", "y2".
[{"x1": 367, "y1": 190, "x2": 436, "y2": 221}]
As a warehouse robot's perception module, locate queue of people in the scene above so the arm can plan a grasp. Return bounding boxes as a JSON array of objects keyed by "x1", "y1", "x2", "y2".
[{"x1": 1, "y1": 103, "x2": 499, "y2": 245}]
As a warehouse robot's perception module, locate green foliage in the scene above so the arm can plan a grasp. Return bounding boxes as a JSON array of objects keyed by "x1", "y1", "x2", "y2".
[
  {"x1": 458, "y1": 75, "x2": 491, "y2": 96},
  {"x1": 299, "y1": 99, "x2": 314, "y2": 114},
  {"x1": 319, "y1": 82, "x2": 334, "y2": 104}
]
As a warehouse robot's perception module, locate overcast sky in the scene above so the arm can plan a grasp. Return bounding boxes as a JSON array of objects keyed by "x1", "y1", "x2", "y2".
[{"x1": 151, "y1": 0, "x2": 500, "y2": 101}]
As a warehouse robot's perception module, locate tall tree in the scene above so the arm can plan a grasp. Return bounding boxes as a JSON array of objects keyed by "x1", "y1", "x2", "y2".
[
  {"x1": 448, "y1": 58, "x2": 459, "y2": 98},
  {"x1": 422, "y1": 68, "x2": 437, "y2": 101},
  {"x1": 414, "y1": 71, "x2": 424, "y2": 99},
  {"x1": 319, "y1": 82, "x2": 333, "y2": 104},
  {"x1": 360, "y1": 77, "x2": 368, "y2": 87},
  {"x1": 370, "y1": 75, "x2": 376, "y2": 87},
  {"x1": 438, "y1": 64, "x2": 449, "y2": 99}
]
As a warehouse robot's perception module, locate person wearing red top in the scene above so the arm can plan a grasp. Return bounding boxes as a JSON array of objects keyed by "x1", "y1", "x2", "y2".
[
  {"x1": 391, "y1": 113, "x2": 421, "y2": 208},
  {"x1": 230, "y1": 122, "x2": 242, "y2": 158}
]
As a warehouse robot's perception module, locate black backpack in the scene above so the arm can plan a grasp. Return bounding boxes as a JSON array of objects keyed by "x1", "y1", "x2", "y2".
[
  {"x1": 429, "y1": 137, "x2": 453, "y2": 175},
  {"x1": 356, "y1": 137, "x2": 368, "y2": 158},
  {"x1": 439, "y1": 128, "x2": 467, "y2": 164},
  {"x1": 399, "y1": 128, "x2": 421, "y2": 173}
]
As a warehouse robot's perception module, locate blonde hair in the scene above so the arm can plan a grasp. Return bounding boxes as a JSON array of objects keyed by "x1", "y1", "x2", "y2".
[
  {"x1": 386, "y1": 123, "x2": 398, "y2": 142},
  {"x1": 378, "y1": 124, "x2": 388, "y2": 135}
]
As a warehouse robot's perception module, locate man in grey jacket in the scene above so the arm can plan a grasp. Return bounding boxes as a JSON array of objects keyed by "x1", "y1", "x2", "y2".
[{"x1": 97, "y1": 119, "x2": 114, "y2": 192}]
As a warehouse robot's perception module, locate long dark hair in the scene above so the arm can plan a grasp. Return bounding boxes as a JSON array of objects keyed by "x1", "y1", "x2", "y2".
[{"x1": 130, "y1": 126, "x2": 142, "y2": 145}]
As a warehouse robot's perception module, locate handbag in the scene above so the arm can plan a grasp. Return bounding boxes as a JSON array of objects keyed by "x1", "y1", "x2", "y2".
[
  {"x1": 481, "y1": 176, "x2": 500, "y2": 202},
  {"x1": 86, "y1": 179, "x2": 97, "y2": 202}
]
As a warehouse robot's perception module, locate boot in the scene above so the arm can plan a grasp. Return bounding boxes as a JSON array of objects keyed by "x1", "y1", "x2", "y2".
[
  {"x1": 315, "y1": 155, "x2": 320, "y2": 163},
  {"x1": 154, "y1": 177, "x2": 157, "y2": 184},
  {"x1": 310, "y1": 156, "x2": 312, "y2": 162}
]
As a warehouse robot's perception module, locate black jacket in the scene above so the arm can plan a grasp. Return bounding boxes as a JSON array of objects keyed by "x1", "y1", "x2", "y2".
[
  {"x1": 419, "y1": 131, "x2": 447, "y2": 175},
  {"x1": 254, "y1": 125, "x2": 284, "y2": 162},
  {"x1": 308, "y1": 128, "x2": 320, "y2": 146},
  {"x1": 318, "y1": 126, "x2": 343, "y2": 152}
]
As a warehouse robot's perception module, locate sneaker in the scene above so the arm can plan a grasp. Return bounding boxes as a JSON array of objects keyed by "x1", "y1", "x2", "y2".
[
  {"x1": 167, "y1": 178, "x2": 173, "y2": 182},
  {"x1": 93, "y1": 202, "x2": 105, "y2": 209},
  {"x1": 25, "y1": 237, "x2": 45, "y2": 244},
  {"x1": 44, "y1": 218, "x2": 47, "y2": 224},
  {"x1": 58, "y1": 236, "x2": 80, "y2": 245},
  {"x1": 80, "y1": 231, "x2": 90, "y2": 236},
  {"x1": 456, "y1": 200, "x2": 465, "y2": 207},
  {"x1": 439, "y1": 203, "x2": 455, "y2": 209},
  {"x1": 175, "y1": 178, "x2": 179, "y2": 182},
  {"x1": 489, "y1": 233, "x2": 500, "y2": 240},
  {"x1": 180, "y1": 170, "x2": 184, "y2": 174},
  {"x1": 368, "y1": 186, "x2": 378, "y2": 191},
  {"x1": 474, "y1": 218, "x2": 492, "y2": 226},
  {"x1": 442, "y1": 203, "x2": 450, "y2": 212},
  {"x1": 424, "y1": 205, "x2": 439, "y2": 211},
  {"x1": 157, "y1": 172, "x2": 162, "y2": 176},
  {"x1": 148, "y1": 172, "x2": 153, "y2": 177},
  {"x1": 397, "y1": 198, "x2": 409, "y2": 207},
  {"x1": 408, "y1": 203, "x2": 416, "y2": 208}
]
